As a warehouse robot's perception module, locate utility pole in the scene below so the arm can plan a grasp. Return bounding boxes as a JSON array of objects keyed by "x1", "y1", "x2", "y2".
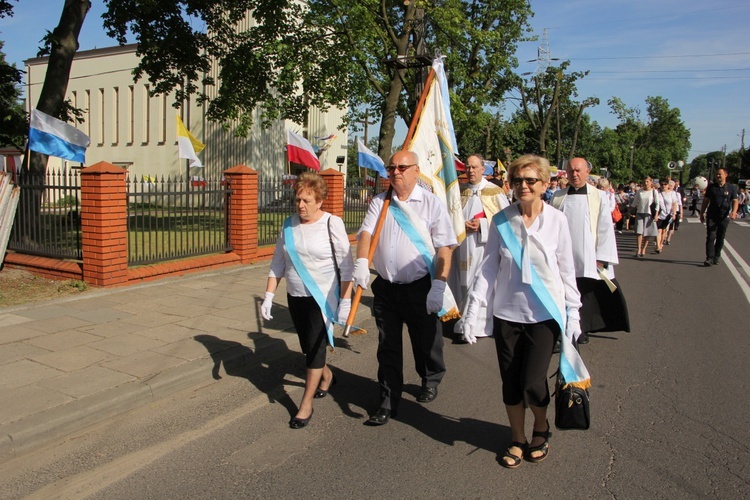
[
  {"x1": 739, "y1": 129, "x2": 745, "y2": 173},
  {"x1": 355, "y1": 108, "x2": 377, "y2": 178},
  {"x1": 722, "y1": 144, "x2": 727, "y2": 169}
]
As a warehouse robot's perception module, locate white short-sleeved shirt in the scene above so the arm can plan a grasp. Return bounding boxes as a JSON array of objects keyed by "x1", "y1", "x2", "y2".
[
  {"x1": 358, "y1": 186, "x2": 457, "y2": 283},
  {"x1": 269, "y1": 213, "x2": 353, "y2": 297}
]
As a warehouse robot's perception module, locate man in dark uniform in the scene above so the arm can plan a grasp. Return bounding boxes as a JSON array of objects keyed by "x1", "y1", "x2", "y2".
[{"x1": 699, "y1": 167, "x2": 739, "y2": 266}]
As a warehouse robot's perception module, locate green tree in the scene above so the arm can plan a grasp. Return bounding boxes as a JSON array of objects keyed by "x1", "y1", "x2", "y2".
[
  {"x1": 514, "y1": 62, "x2": 590, "y2": 160},
  {"x1": 0, "y1": 40, "x2": 26, "y2": 149},
  {"x1": 104, "y1": 0, "x2": 532, "y2": 159}
]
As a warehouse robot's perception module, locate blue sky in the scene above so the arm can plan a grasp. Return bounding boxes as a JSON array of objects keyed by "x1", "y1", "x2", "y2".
[{"x1": 2, "y1": 0, "x2": 748, "y2": 161}]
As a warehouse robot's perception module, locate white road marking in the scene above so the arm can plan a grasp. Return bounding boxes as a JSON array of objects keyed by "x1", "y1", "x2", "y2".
[{"x1": 722, "y1": 241, "x2": 750, "y2": 305}]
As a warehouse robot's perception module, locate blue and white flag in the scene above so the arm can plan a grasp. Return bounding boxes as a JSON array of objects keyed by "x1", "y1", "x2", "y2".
[
  {"x1": 28, "y1": 109, "x2": 90, "y2": 163},
  {"x1": 357, "y1": 139, "x2": 388, "y2": 178}
]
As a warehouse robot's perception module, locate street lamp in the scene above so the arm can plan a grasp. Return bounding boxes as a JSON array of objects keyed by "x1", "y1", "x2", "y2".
[{"x1": 629, "y1": 144, "x2": 635, "y2": 180}]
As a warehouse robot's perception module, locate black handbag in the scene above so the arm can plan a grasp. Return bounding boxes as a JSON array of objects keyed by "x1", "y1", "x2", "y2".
[
  {"x1": 649, "y1": 190, "x2": 658, "y2": 218},
  {"x1": 555, "y1": 379, "x2": 590, "y2": 430}
]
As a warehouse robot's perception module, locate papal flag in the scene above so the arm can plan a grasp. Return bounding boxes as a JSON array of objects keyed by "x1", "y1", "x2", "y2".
[
  {"x1": 176, "y1": 115, "x2": 205, "y2": 167},
  {"x1": 406, "y1": 58, "x2": 465, "y2": 244}
]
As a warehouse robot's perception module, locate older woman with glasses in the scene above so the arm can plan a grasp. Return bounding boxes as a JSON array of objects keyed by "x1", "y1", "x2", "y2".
[{"x1": 462, "y1": 154, "x2": 581, "y2": 469}]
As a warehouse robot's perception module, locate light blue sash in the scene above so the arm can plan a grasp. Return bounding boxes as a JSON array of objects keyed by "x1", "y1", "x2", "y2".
[
  {"x1": 283, "y1": 216, "x2": 338, "y2": 349},
  {"x1": 388, "y1": 202, "x2": 449, "y2": 318},
  {"x1": 494, "y1": 210, "x2": 584, "y2": 386}
]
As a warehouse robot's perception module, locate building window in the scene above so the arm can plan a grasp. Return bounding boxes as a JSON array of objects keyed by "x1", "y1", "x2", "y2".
[
  {"x1": 112, "y1": 87, "x2": 119, "y2": 146},
  {"x1": 142, "y1": 85, "x2": 150, "y2": 144},
  {"x1": 127, "y1": 85, "x2": 134, "y2": 145},
  {"x1": 84, "y1": 90, "x2": 91, "y2": 138},
  {"x1": 159, "y1": 93, "x2": 167, "y2": 144},
  {"x1": 98, "y1": 88, "x2": 105, "y2": 146}
]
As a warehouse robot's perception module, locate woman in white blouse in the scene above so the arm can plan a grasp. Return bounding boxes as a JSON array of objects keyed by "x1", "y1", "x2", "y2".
[
  {"x1": 631, "y1": 177, "x2": 660, "y2": 257},
  {"x1": 462, "y1": 155, "x2": 581, "y2": 469},
  {"x1": 261, "y1": 172, "x2": 353, "y2": 429}
]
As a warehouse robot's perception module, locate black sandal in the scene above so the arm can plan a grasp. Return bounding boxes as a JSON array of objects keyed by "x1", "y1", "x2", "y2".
[
  {"x1": 501, "y1": 441, "x2": 528, "y2": 469},
  {"x1": 527, "y1": 420, "x2": 551, "y2": 463}
]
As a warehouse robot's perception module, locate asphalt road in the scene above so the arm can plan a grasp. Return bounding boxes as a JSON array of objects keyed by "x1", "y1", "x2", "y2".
[{"x1": 1, "y1": 215, "x2": 749, "y2": 499}]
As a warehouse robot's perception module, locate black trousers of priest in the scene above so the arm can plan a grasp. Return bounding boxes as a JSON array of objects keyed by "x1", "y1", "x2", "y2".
[
  {"x1": 577, "y1": 277, "x2": 631, "y2": 334},
  {"x1": 371, "y1": 274, "x2": 446, "y2": 412}
]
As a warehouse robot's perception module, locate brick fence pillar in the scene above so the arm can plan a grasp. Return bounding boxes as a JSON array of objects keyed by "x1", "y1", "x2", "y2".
[
  {"x1": 224, "y1": 165, "x2": 258, "y2": 263},
  {"x1": 80, "y1": 162, "x2": 128, "y2": 287},
  {"x1": 320, "y1": 168, "x2": 344, "y2": 218},
  {"x1": 378, "y1": 177, "x2": 390, "y2": 193}
]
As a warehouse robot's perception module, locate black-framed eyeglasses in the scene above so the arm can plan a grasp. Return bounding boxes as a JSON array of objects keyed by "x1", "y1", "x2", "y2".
[
  {"x1": 511, "y1": 177, "x2": 542, "y2": 187},
  {"x1": 387, "y1": 164, "x2": 416, "y2": 172}
]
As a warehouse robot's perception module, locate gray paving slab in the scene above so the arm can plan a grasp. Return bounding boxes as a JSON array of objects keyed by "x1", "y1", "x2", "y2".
[
  {"x1": 38, "y1": 366, "x2": 136, "y2": 399},
  {"x1": 88, "y1": 333, "x2": 166, "y2": 356},
  {"x1": 12, "y1": 305, "x2": 75, "y2": 321},
  {"x1": 153, "y1": 337, "x2": 214, "y2": 361},
  {"x1": 21, "y1": 315, "x2": 93, "y2": 334},
  {"x1": 0, "y1": 324, "x2": 48, "y2": 344},
  {"x1": 0, "y1": 384, "x2": 73, "y2": 426},
  {"x1": 63, "y1": 307, "x2": 134, "y2": 324},
  {"x1": 78, "y1": 320, "x2": 145, "y2": 338},
  {"x1": 100, "y1": 350, "x2": 186, "y2": 378},
  {"x1": 60, "y1": 296, "x2": 125, "y2": 311},
  {"x1": 29, "y1": 345, "x2": 111, "y2": 372},
  {"x1": 136, "y1": 323, "x2": 203, "y2": 344},
  {"x1": 0, "y1": 313, "x2": 33, "y2": 328},
  {"x1": 0, "y1": 359, "x2": 64, "y2": 390},
  {"x1": 0, "y1": 342, "x2": 50, "y2": 366},
  {"x1": 119, "y1": 310, "x2": 188, "y2": 327},
  {"x1": 25, "y1": 330, "x2": 103, "y2": 351},
  {"x1": 175, "y1": 313, "x2": 248, "y2": 333}
]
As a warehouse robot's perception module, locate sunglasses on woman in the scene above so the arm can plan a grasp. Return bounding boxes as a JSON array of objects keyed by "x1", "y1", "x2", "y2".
[{"x1": 511, "y1": 177, "x2": 541, "y2": 187}]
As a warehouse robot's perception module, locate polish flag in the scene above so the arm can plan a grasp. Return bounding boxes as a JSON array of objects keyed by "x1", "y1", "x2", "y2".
[{"x1": 286, "y1": 130, "x2": 320, "y2": 171}]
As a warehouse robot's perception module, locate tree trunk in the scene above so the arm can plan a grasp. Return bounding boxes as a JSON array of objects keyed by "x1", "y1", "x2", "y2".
[{"x1": 19, "y1": 0, "x2": 89, "y2": 245}]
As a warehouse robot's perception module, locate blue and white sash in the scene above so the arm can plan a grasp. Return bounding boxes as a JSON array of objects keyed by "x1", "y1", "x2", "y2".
[
  {"x1": 494, "y1": 208, "x2": 591, "y2": 389},
  {"x1": 389, "y1": 197, "x2": 460, "y2": 321},
  {"x1": 283, "y1": 214, "x2": 339, "y2": 349}
]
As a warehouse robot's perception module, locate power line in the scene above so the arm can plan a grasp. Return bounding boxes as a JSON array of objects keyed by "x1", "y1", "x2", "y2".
[
  {"x1": 574, "y1": 52, "x2": 750, "y2": 61},
  {"x1": 593, "y1": 68, "x2": 750, "y2": 74},
  {"x1": 586, "y1": 76, "x2": 750, "y2": 81}
]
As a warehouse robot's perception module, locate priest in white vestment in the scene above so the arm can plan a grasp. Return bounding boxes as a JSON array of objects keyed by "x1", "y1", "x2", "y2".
[
  {"x1": 551, "y1": 157, "x2": 630, "y2": 343},
  {"x1": 451, "y1": 154, "x2": 509, "y2": 341}
]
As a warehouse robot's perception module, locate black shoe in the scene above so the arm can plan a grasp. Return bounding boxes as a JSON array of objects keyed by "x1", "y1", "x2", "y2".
[
  {"x1": 703, "y1": 259, "x2": 712, "y2": 267},
  {"x1": 577, "y1": 332, "x2": 590, "y2": 345},
  {"x1": 712, "y1": 257, "x2": 720, "y2": 265},
  {"x1": 313, "y1": 374, "x2": 337, "y2": 399},
  {"x1": 365, "y1": 408, "x2": 396, "y2": 426},
  {"x1": 289, "y1": 410, "x2": 313, "y2": 429},
  {"x1": 417, "y1": 386, "x2": 438, "y2": 403}
]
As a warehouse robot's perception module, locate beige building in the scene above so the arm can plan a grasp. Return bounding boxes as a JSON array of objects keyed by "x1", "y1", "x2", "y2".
[{"x1": 24, "y1": 44, "x2": 348, "y2": 180}]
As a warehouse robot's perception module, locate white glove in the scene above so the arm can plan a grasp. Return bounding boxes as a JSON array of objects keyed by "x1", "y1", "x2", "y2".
[
  {"x1": 352, "y1": 258, "x2": 371, "y2": 290},
  {"x1": 337, "y1": 298, "x2": 351, "y2": 324},
  {"x1": 260, "y1": 292, "x2": 274, "y2": 321},
  {"x1": 459, "y1": 296, "x2": 480, "y2": 344},
  {"x1": 426, "y1": 279, "x2": 446, "y2": 315},
  {"x1": 566, "y1": 317, "x2": 581, "y2": 341}
]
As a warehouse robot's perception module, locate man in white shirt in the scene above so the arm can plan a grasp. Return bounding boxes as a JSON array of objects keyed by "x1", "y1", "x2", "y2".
[
  {"x1": 551, "y1": 157, "x2": 630, "y2": 344},
  {"x1": 450, "y1": 154, "x2": 508, "y2": 342},
  {"x1": 354, "y1": 150, "x2": 457, "y2": 426}
]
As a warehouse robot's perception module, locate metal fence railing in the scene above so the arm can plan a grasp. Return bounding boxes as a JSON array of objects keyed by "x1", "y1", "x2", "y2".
[
  {"x1": 8, "y1": 168, "x2": 82, "y2": 260},
  {"x1": 127, "y1": 175, "x2": 231, "y2": 265},
  {"x1": 344, "y1": 178, "x2": 378, "y2": 234},
  {"x1": 257, "y1": 177, "x2": 296, "y2": 246}
]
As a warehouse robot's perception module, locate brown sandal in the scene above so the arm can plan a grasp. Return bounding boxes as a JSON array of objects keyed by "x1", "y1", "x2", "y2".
[
  {"x1": 501, "y1": 441, "x2": 528, "y2": 469},
  {"x1": 526, "y1": 420, "x2": 551, "y2": 463}
]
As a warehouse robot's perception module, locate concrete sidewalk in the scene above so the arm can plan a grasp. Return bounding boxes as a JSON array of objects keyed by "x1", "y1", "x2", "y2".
[{"x1": 0, "y1": 263, "x2": 374, "y2": 459}]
